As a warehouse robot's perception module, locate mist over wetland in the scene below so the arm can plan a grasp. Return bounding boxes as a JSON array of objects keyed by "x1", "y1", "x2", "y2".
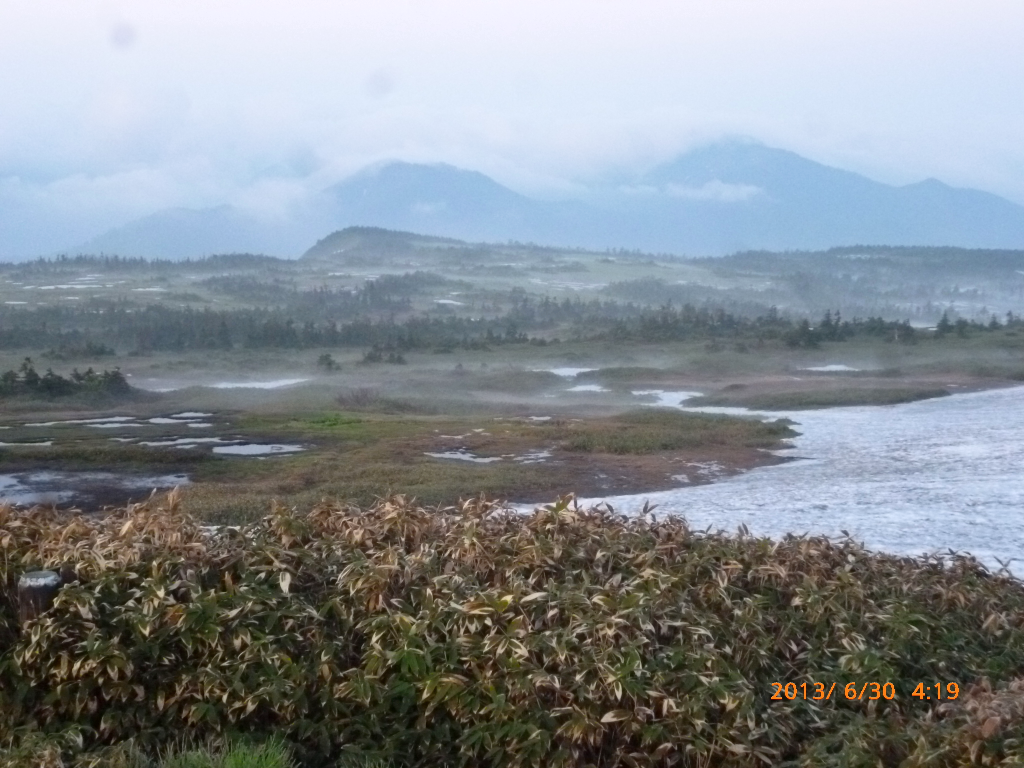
[{"x1": 5, "y1": 231, "x2": 1024, "y2": 551}]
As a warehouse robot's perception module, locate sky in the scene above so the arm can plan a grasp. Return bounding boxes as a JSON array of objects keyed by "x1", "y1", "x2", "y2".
[{"x1": 1, "y1": 0, "x2": 1023, "y2": 256}]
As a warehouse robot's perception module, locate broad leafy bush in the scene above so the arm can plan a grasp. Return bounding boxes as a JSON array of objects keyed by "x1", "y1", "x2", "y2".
[{"x1": 3, "y1": 492, "x2": 1024, "y2": 766}]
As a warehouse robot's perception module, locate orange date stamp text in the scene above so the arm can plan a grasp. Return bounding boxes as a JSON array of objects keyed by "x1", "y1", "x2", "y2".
[{"x1": 770, "y1": 681, "x2": 960, "y2": 701}]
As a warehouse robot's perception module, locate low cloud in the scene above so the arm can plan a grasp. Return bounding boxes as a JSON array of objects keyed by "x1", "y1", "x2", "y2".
[{"x1": 664, "y1": 181, "x2": 762, "y2": 202}]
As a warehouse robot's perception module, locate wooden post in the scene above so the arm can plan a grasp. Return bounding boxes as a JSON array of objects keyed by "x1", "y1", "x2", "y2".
[{"x1": 18, "y1": 570, "x2": 62, "y2": 627}]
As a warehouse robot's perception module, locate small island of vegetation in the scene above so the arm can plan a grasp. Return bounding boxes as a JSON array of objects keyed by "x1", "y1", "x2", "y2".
[{"x1": 0, "y1": 358, "x2": 131, "y2": 400}]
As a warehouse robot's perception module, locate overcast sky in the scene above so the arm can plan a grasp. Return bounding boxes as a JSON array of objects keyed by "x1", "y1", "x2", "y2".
[{"x1": 2, "y1": 0, "x2": 1023, "y2": 253}]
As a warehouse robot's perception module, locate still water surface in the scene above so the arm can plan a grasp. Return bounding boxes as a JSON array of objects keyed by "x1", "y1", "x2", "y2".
[{"x1": 577, "y1": 386, "x2": 1024, "y2": 574}]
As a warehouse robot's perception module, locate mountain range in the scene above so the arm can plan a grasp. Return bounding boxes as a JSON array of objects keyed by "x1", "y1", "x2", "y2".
[{"x1": 75, "y1": 139, "x2": 1024, "y2": 259}]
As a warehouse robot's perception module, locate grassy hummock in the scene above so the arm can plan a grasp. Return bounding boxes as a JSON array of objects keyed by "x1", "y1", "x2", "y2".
[
  {"x1": 689, "y1": 386, "x2": 952, "y2": 410},
  {"x1": 3, "y1": 494, "x2": 1024, "y2": 767}
]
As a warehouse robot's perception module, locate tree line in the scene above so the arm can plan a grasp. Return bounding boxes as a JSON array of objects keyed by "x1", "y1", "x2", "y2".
[
  {"x1": 5, "y1": 252, "x2": 287, "y2": 275},
  {"x1": 1, "y1": 297, "x2": 1019, "y2": 355},
  {"x1": 0, "y1": 358, "x2": 131, "y2": 399}
]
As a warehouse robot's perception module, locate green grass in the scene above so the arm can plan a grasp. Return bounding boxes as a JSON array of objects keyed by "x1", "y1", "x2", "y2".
[
  {"x1": 576, "y1": 366, "x2": 679, "y2": 384},
  {"x1": 0, "y1": 442, "x2": 214, "y2": 481},
  {"x1": 0, "y1": 736, "x2": 296, "y2": 768},
  {"x1": 332, "y1": 388, "x2": 433, "y2": 413},
  {"x1": 560, "y1": 408, "x2": 794, "y2": 453},
  {"x1": 160, "y1": 738, "x2": 295, "y2": 768},
  {"x1": 467, "y1": 369, "x2": 563, "y2": 391}
]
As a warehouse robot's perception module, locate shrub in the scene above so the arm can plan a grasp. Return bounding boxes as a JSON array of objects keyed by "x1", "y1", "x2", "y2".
[{"x1": 3, "y1": 493, "x2": 1024, "y2": 766}]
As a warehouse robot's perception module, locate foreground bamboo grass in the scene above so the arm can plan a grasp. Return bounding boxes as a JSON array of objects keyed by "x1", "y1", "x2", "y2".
[{"x1": 3, "y1": 493, "x2": 1024, "y2": 767}]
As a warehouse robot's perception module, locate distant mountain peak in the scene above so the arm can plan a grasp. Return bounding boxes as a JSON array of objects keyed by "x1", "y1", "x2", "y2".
[
  {"x1": 642, "y1": 140, "x2": 870, "y2": 193},
  {"x1": 67, "y1": 142, "x2": 1024, "y2": 260}
]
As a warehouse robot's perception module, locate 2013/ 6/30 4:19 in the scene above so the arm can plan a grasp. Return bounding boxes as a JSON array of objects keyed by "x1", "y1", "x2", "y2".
[{"x1": 770, "y1": 682, "x2": 960, "y2": 701}]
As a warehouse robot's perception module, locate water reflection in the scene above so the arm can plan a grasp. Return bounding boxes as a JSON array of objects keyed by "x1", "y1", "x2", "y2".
[{"x1": 0, "y1": 471, "x2": 189, "y2": 507}]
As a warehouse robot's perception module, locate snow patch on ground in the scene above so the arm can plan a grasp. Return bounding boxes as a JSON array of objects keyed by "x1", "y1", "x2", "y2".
[
  {"x1": 213, "y1": 443, "x2": 306, "y2": 455},
  {"x1": 424, "y1": 450, "x2": 502, "y2": 464}
]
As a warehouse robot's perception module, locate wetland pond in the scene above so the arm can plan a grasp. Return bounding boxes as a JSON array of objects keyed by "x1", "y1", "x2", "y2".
[
  {"x1": 575, "y1": 385, "x2": 1024, "y2": 574},
  {"x1": 0, "y1": 410, "x2": 306, "y2": 507},
  {"x1": 0, "y1": 471, "x2": 190, "y2": 508}
]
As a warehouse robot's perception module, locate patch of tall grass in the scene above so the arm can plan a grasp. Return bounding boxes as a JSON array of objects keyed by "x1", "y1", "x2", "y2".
[
  {"x1": 0, "y1": 735, "x2": 296, "y2": 768},
  {"x1": 334, "y1": 388, "x2": 431, "y2": 414},
  {"x1": 693, "y1": 387, "x2": 950, "y2": 410},
  {"x1": 562, "y1": 409, "x2": 794, "y2": 453}
]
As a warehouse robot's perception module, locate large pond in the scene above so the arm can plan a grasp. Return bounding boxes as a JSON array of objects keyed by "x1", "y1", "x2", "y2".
[{"x1": 574, "y1": 386, "x2": 1024, "y2": 574}]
